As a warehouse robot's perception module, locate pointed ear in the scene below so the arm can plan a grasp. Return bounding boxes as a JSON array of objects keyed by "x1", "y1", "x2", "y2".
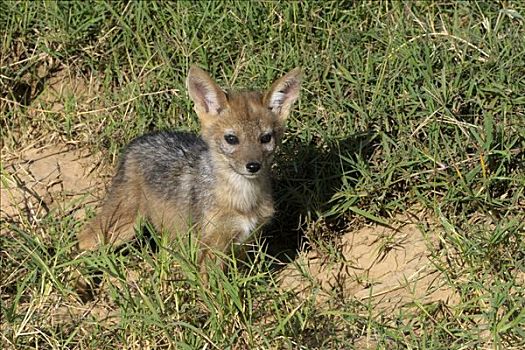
[
  {"x1": 186, "y1": 65, "x2": 228, "y2": 118},
  {"x1": 265, "y1": 67, "x2": 302, "y2": 121}
]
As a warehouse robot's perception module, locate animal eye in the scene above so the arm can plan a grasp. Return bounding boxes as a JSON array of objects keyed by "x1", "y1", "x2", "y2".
[
  {"x1": 260, "y1": 133, "x2": 272, "y2": 144},
  {"x1": 224, "y1": 134, "x2": 239, "y2": 145}
]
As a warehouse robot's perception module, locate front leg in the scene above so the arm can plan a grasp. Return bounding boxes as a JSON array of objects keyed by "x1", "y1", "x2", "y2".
[
  {"x1": 198, "y1": 227, "x2": 236, "y2": 271},
  {"x1": 197, "y1": 211, "x2": 241, "y2": 278}
]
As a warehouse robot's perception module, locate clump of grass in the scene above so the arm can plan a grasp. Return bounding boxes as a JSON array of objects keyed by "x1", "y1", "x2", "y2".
[{"x1": 1, "y1": 1, "x2": 524, "y2": 349}]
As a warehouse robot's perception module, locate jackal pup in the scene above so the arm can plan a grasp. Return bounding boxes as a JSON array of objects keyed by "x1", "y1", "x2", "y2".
[{"x1": 77, "y1": 66, "x2": 301, "y2": 264}]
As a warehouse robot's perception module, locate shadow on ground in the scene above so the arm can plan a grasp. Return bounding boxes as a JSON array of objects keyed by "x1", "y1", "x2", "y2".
[{"x1": 261, "y1": 130, "x2": 378, "y2": 262}]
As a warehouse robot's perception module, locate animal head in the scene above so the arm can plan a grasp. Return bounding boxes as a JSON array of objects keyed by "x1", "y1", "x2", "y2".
[{"x1": 187, "y1": 66, "x2": 301, "y2": 179}]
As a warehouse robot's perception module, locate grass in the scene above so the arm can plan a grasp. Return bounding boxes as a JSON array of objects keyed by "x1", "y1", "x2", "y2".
[{"x1": 1, "y1": 0, "x2": 524, "y2": 349}]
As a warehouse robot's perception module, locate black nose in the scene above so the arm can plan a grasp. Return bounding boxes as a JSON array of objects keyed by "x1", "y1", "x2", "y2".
[{"x1": 246, "y1": 162, "x2": 261, "y2": 173}]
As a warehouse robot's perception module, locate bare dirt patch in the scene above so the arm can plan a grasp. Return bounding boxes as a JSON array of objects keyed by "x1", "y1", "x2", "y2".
[
  {"x1": 1, "y1": 144, "x2": 107, "y2": 225},
  {"x1": 2, "y1": 65, "x2": 107, "y2": 224},
  {"x1": 279, "y1": 213, "x2": 458, "y2": 316}
]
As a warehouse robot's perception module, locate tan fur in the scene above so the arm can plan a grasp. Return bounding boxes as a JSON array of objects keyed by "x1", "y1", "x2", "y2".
[{"x1": 78, "y1": 66, "x2": 301, "y2": 269}]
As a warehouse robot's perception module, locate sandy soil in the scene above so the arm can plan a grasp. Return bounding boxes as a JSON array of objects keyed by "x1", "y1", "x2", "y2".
[
  {"x1": 1, "y1": 145, "x2": 105, "y2": 224},
  {"x1": 279, "y1": 213, "x2": 458, "y2": 316}
]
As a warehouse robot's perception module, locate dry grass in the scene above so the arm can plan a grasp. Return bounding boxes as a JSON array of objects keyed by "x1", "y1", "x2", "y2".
[{"x1": 1, "y1": 1, "x2": 524, "y2": 348}]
